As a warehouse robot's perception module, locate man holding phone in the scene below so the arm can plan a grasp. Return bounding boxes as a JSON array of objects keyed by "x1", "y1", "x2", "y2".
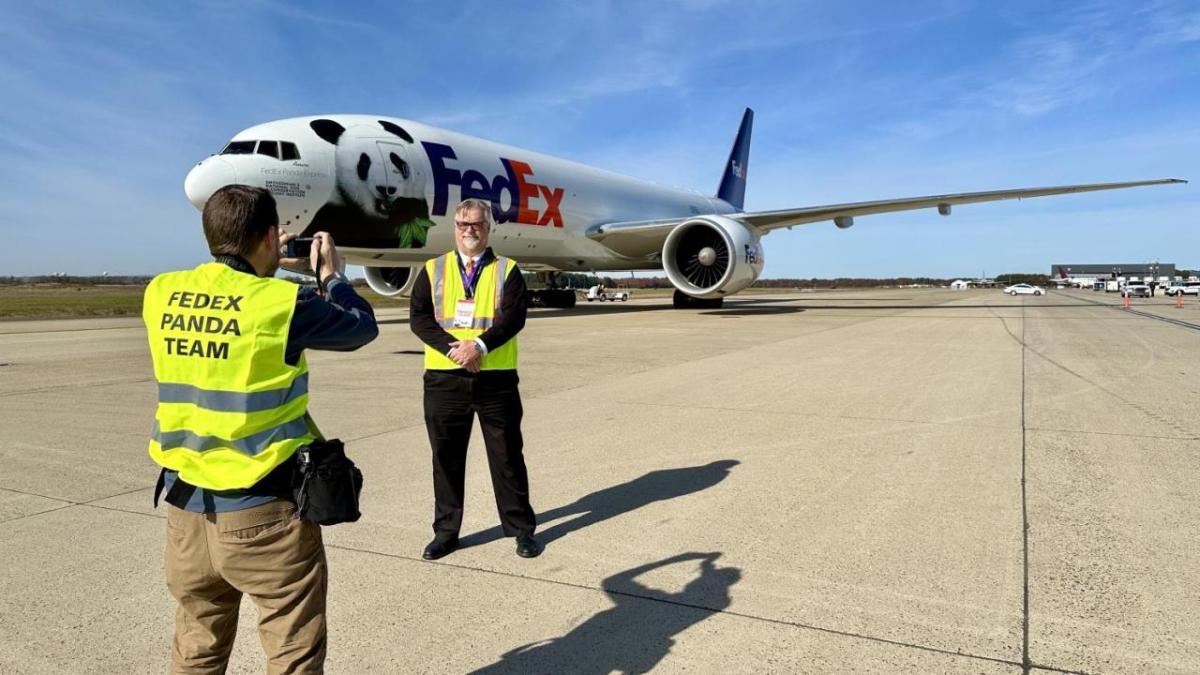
[
  {"x1": 143, "y1": 184, "x2": 378, "y2": 674},
  {"x1": 409, "y1": 198, "x2": 541, "y2": 560}
]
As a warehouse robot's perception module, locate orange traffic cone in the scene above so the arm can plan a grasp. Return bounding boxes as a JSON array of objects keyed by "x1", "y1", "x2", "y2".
[
  {"x1": 1123, "y1": 293, "x2": 1131, "y2": 309},
  {"x1": 1176, "y1": 293, "x2": 1185, "y2": 309}
]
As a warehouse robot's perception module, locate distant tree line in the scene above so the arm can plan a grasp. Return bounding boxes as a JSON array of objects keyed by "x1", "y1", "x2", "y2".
[
  {"x1": 1, "y1": 275, "x2": 152, "y2": 285},
  {"x1": 525, "y1": 273, "x2": 961, "y2": 289},
  {"x1": 993, "y1": 273, "x2": 1051, "y2": 285}
]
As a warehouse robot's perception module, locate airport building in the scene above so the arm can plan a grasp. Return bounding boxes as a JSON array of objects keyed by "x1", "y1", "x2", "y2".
[{"x1": 1050, "y1": 263, "x2": 1176, "y2": 284}]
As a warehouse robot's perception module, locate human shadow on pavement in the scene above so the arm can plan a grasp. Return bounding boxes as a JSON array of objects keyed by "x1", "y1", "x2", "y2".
[
  {"x1": 458, "y1": 460, "x2": 740, "y2": 549},
  {"x1": 469, "y1": 552, "x2": 741, "y2": 675}
]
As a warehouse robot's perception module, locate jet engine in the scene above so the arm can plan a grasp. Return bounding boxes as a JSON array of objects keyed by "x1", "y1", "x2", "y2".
[
  {"x1": 363, "y1": 266, "x2": 418, "y2": 297},
  {"x1": 663, "y1": 216, "x2": 764, "y2": 302}
]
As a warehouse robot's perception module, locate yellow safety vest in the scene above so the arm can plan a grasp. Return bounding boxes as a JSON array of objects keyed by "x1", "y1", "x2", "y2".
[
  {"x1": 142, "y1": 262, "x2": 315, "y2": 490},
  {"x1": 424, "y1": 252, "x2": 519, "y2": 371}
]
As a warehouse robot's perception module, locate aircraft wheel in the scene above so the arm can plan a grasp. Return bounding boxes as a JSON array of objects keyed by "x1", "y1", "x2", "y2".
[{"x1": 673, "y1": 289, "x2": 694, "y2": 308}]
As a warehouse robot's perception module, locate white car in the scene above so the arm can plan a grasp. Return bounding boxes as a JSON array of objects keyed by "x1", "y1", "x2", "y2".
[
  {"x1": 1164, "y1": 284, "x2": 1200, "y2": 297},
  {"x1": 1004, "y1": 284, "x2": 1045, "y2": 296}
]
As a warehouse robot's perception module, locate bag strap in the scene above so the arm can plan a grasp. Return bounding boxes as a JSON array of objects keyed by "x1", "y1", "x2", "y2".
[
  {"x1": 153, "y1": 468, "x2": 165, "y2": 508},
  {"x1": 153, "y1": 468, "x2": 198, "y2": 509}
]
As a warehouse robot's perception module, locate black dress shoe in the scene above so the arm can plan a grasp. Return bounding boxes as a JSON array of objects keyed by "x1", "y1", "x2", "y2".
[
  {"x1": 423, "y1": 536, "x2": 459, "y2": 560},
  {"x1": 515, "y1": 534, "x2": 543, "y2": 558}
]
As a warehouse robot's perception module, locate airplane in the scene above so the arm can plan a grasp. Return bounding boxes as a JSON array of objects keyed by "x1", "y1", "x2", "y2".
[{"x1": 183, "y1": 109, "x2": 1185, "y2": 308}]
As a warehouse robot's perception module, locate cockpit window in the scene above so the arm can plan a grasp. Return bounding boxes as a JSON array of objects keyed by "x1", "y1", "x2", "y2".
[
  {"x1": 220, "y1": 140, "x2": 298, "y2": 160},
  {"x1": 256, "y1": 141, "x2": 280, "y2": 159},
  {"x1": 220, "y1": 140, "x2": 255, "y2": 155}
]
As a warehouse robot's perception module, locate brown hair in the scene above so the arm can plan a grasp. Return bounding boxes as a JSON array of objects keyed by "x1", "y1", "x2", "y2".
[{"x1": 202, "y1": 184, "x2": 278, "y2": 257}]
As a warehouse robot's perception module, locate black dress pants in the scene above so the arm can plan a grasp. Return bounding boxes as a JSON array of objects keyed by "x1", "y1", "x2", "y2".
[{"x1": 423, "y1": 369, "x2": 535, "y2": 538}]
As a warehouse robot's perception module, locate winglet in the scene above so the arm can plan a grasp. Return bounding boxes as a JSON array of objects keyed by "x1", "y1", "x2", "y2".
[{"x1": 716, "y1": 108, "x2": 753, "y2": 210}]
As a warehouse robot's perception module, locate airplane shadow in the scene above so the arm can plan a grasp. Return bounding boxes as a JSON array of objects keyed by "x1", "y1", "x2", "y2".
[
  {"x1": 469, "y1": 551, "x2": 741, "y2": 675},
  {"x1": 458, "y1": 460, "x2": 740, "y2": 549},
  {"x1": 701, "y1": 306, "x2": 805, "y2": 316}
]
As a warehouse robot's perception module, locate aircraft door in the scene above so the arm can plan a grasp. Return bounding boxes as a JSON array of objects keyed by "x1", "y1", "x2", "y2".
[{"x1": 377, "y1": 141, "x2": 436, "y2": 249}]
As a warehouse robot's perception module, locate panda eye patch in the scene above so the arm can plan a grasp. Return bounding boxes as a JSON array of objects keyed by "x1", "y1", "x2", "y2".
[
  {"x1": 390, "y1": 153, "x2": 410, "y2": 179},
  {"x1": 357, "y1": 153, "x2": 371, "y2": 181}
]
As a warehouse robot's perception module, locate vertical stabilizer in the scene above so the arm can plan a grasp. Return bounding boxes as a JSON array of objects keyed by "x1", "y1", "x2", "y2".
[{"x1": 716, "y1": 108, "x2": 753, "y2": 210}]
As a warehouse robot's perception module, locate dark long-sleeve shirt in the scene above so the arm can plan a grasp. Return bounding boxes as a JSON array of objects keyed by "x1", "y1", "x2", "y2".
[
  {"x1": 409, "y1": 247, "x2": 527, "y2": 360},
  {"x1": 162, "y1": 255, "x2": 379, "y2": 513}
]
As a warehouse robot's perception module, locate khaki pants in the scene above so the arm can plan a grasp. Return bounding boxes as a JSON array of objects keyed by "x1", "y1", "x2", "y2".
[{"x1": 165, "y1": 501, "x2": 327, "y2": 675}]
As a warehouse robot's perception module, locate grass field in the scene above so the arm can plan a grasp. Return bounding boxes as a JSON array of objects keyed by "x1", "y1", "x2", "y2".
[
  {"x1": 0, "y1": 285, "x2": 147, "y2": 319},
  {"x1": 0, "y1": 283, "x2": 412, "y2": 319}
]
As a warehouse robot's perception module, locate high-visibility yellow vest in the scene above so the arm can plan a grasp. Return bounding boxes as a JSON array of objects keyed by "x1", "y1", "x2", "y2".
[
  {"x1": 424, "y1": 252, "x2": 519, "y2": 371},
  {"x1": 142, "y1": 262, "x2": 315, "y2": 490}
]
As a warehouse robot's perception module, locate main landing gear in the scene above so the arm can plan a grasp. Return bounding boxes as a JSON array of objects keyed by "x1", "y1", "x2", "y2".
[
  {"x1": 673, "y1": 289, "x2": 724, "y2": 309},
  {"x1": 526, "y1": 272, "x2": 577, "y2": 309}
]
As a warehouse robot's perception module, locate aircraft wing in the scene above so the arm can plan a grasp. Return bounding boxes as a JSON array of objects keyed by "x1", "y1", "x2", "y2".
[{"x1": 587, "y1": 178, "x2": 1185, "y2": 258}]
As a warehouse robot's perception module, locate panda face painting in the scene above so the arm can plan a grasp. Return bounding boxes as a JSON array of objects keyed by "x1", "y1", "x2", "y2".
[{"x1": 302, "y1": 118, "x2": 436, "y2": 249}]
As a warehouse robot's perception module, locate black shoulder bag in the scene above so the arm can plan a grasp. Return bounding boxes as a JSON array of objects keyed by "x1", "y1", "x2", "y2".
[{"x1": 293, "y1": 438, "x2": 364, "y2": 525}]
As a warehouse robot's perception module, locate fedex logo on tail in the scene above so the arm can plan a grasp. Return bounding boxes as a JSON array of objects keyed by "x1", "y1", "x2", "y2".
[{"x1": 424, "y1": 142, "x2": 565, "y2": 227}]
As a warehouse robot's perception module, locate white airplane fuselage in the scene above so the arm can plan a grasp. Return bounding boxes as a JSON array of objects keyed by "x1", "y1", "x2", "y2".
[
  {"x1": 185, "y1": 115, "x2": 734, "y2": 273},
  {"x1": 184, "y1": 111, "x2": 1182, "y2": 305}
]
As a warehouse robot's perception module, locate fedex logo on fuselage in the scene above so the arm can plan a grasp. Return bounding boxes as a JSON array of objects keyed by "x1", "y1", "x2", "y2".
[{"x1": 423, "y1": 142, "x2": 565, "y2": 227}]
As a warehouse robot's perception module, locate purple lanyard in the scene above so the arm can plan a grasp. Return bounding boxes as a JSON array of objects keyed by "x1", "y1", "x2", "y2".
[{"x1": 459, "y1": 256, "x2": 485, "y2": 299}]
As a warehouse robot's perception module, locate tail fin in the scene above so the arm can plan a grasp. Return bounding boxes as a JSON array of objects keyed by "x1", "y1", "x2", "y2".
[{"x1": 716, "y1": 107, "x2": 753, "y2": 210}]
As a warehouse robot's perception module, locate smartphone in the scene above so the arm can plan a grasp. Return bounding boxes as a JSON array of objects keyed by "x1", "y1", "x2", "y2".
[{"x1": 284, "y1": 237, "x2": 314, "y2": 258}]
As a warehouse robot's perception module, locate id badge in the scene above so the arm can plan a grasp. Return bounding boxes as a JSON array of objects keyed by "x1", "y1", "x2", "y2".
[{"x1": 453, "y1": 299, "x2": 475, "y2": 328}]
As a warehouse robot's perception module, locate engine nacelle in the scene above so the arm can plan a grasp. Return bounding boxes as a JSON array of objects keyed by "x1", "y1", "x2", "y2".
[
  {"x1": 662, "y1": 216, "x2": 764, "y2": 299},
  {"x1": 363, "y1": 266, "x2": 418, "y2": 297}
]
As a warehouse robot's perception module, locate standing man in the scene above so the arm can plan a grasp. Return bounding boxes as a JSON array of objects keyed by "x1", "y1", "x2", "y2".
[
  {"x1": 143, "y1": 185, "x2": 378, "y2": 674},
  {"x1": 409, "y1": 197, "x2": 542, "y2": 560}
]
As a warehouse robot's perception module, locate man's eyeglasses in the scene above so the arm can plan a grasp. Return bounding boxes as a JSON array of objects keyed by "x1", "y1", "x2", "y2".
[{"x1": 455, "y1": 220, "x2": 488, "y2": 230}]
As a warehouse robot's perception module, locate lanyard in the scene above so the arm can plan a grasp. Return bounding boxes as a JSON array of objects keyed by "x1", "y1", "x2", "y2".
[{"x1": 458, "y1": 254, "x2": 486, "y2": 299}]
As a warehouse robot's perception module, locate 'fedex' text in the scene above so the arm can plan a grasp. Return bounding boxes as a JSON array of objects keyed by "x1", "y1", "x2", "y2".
[{"x1": 424, "y1": 142, "x2": 564, "y2": 227}]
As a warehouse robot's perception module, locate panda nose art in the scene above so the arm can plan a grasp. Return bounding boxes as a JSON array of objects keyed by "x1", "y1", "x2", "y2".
[
  {"x1": 184, "y1": 158, "x2": 237, "y2": 209},
  {"x1": 376, "y1": 185, "x2": 397, "y2": 196}
]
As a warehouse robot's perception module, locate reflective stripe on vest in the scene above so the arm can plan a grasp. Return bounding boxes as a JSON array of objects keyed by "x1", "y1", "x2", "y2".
[
  {"x1": 142, "y1": 262, "x2": 315, "y2": 490},
  {"x1": 156, "y1": 373, "x2": 309, "y2": 413},
  {"x1": 150, "y1": 415, "x2": 310, "y2": 455},
  {"x1": 424, "y1": 252, "x2": 519, "y2": 370}
]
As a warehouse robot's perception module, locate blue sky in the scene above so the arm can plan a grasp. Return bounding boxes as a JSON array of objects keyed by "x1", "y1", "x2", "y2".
[{"x1": 0, "y1": 0, "x2": 1196, "y2": 278}]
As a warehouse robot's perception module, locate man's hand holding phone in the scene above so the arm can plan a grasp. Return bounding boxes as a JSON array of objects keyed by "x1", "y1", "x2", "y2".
[
  {"x1": 278, "y1": 232, "x2": 311, "y2": 274},
  {"x1": 309, "y1": 232, "x2": 343, "y2": 283},
  {"x1": 278, "y1": 232, "x2": 341, "y2": 284}
]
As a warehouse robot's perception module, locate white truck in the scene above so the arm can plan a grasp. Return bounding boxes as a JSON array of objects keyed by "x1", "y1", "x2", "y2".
[{"x1": 586, "y1": 285, "x2": 631, "y2": 302}]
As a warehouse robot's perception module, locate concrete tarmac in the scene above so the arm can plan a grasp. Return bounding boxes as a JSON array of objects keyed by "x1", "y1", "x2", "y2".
[{"x1": 0, "y1": 288, "x2": 1197, "y2": 674}]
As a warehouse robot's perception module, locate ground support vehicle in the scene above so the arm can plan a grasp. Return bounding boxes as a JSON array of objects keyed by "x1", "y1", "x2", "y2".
[{"x1": 586, "y1": 285, "x2": 631, "y2": 302}]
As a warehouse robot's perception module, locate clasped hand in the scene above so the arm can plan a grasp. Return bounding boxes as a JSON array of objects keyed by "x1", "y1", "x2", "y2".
[{"x1": 448, "y1": 340, "x2": 482, "y2": 372}]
